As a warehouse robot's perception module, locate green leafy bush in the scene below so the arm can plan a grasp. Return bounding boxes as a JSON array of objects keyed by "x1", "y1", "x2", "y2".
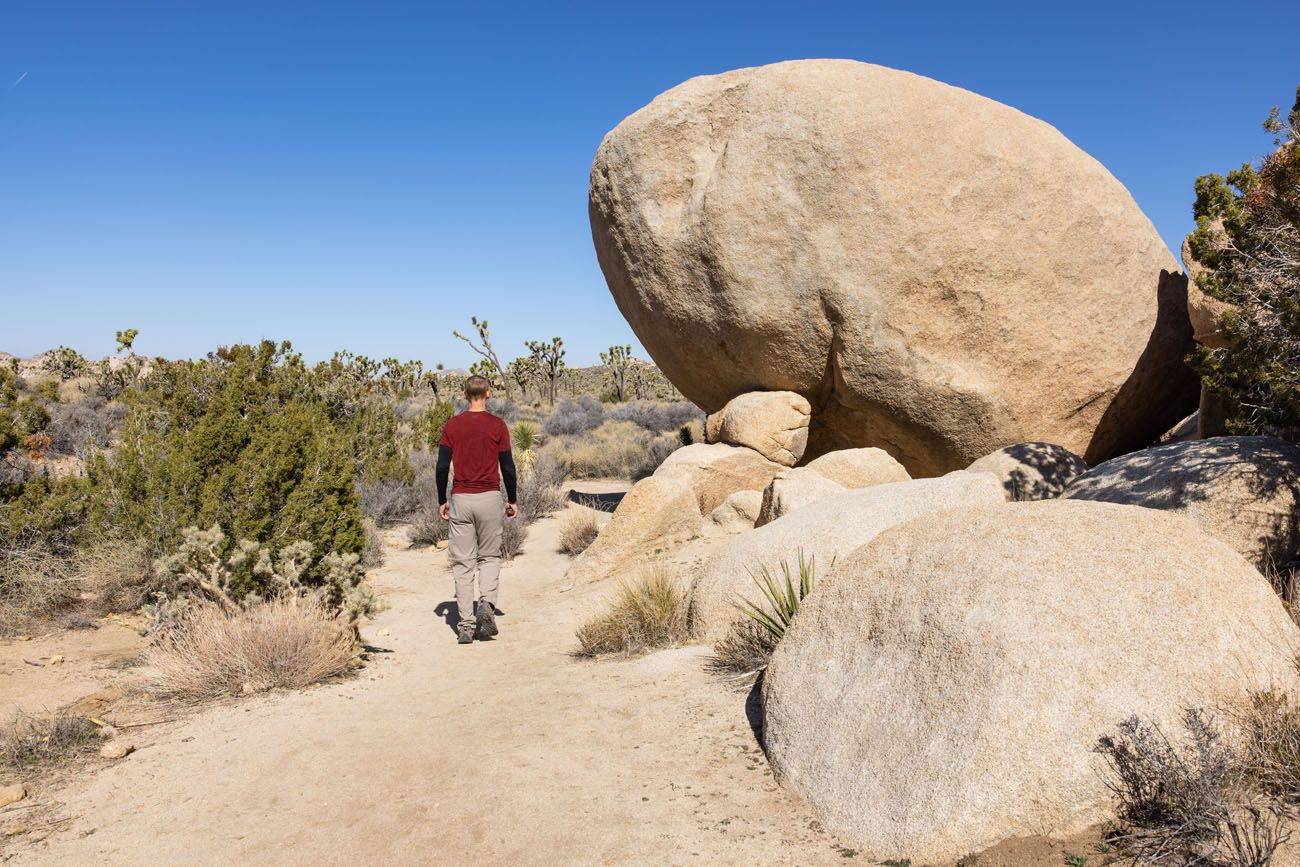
[{"x1": 1187, "y1": 86, "x2": 1300, "y2": 437}]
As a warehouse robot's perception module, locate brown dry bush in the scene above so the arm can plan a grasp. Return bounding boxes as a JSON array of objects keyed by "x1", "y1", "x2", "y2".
[
  {"x1": 710, "y1": 619, "x2": 776, "y2": 676},
  {"x1": 0, "y1": 545, "x2": 80, "y2": 633},
  {"x1": 1239, "y1": 688, "x2": 1300, "y2": 806},
  {"x1": 1, "y1": 710, "x2": 100, "y2": 772},
  {"x1": 501, "y1": 515, "x2": 529, "y2": 561},
  {"x1": 0, "y1": 539, "x2": 152, "y2": 634},
  {"x1": 558, "y1": 509, "x2": 599, "y2": 556},
  {"x1": 574, "y1": 567, "x2": 691, "y2": 657},
  {"x1": 1095, "y1": 708, "x2": 1291, "y2": 866},
  {"x1": 72, "y1": 539, "x2": 153, "y2": 612},
  {"x1": 406, "y1": 507, "x2": 448, "y2": 547},
  {"x1": 145, "y1": 597, "x2": 357, "y2": 700}
]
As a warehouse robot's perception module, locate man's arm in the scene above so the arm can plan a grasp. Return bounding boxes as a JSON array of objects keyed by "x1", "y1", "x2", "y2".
[
  {"x1": 498, "y1": 449, "x2": 517, "y2": 505},
  {"x1": 436, "y1": 445, "x2": 452, "y2": 505}
]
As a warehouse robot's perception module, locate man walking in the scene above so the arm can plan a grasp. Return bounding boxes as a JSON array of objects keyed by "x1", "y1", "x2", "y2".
[{"x1": 436, "y1": 375, "x2": 518, "y2": 644}]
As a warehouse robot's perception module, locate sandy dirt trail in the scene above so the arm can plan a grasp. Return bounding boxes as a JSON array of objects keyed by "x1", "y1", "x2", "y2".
[{"x1": 7, "y1": 503, "x2": 860, "y2": 866}]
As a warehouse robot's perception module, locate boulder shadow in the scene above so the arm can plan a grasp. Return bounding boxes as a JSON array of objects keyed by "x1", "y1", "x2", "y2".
[
  {"x1": 1084, "y1": 269, "x2": 1200, "y2": 464},
  {"x1": 568, "y1": 489, "x2": 625, "y2": 513},
  {"x1": 745, "y1": 672, "x2": 766, "y2": 749}
]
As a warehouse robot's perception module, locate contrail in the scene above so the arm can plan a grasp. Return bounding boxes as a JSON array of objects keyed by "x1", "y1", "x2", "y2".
[{"x1": 9, "y1": 72, "x2": 27, "y2": 90}]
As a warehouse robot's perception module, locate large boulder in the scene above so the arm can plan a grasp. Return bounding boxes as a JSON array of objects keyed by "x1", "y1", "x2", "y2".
[
  {"x1": 707, "y1": 489, "x2": 763, "y2": 534},
  {"x1": 589, "y1": 59, "x2": 1198, "y2": 476},
  {"x1": 755, "y1": 467, "x2": 846, "y2": 526},
  {"x1": 966, "y1": 441, "x2": 1088, "y2": 501},
  {"x1": 763, "y1": 500, "x2": 1300, "y2": 863},
  {"x1": 565, "y1": 475, "x2": 702, "y2": 584},
  {"x1": 688, "y1": 472, "x2": 1003, "y2": 640},
  {"x1": 704, "y1": 390, "x2": 811, "y2": 467},
  {"x1": 653, "y1": 442, "x2": 785, "y2": 514},
  {"x1": 803, "y1": 448, "x2": 910, "y2": 489},
  {"x1": 1064, "y1": 436, "x2": 1300, "y2": 571}
]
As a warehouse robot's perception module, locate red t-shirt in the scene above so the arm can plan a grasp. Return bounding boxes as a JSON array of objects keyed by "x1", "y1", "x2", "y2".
[{"x1": 440, "y1": 411, "x2": 512, "y2": 496}]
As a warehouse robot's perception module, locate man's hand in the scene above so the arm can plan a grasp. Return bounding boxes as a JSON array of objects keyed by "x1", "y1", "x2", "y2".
[
  {"x1": 505, "y1": 502, "x2": 518, "y2": 519},
  {"x1": 439, "y1": 502, "x2": 450, "y2": 521}
]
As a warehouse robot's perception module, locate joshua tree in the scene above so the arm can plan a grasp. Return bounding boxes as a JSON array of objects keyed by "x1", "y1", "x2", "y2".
[
  {"x1": 600, "y1": 344, "x2": 633, "y2": 402},
  {"x1": 115, "y1": 328, "x2": 138, "y2": 355},
  {"x1": 42, "y1": 346, "x2": 88, "y2": 381},
  {"x1": 453, "y1": 317, "x2": 509, "y2": 398},
  {"x1": 526, "y1": 337, "x2": 566, "y2": 406},
  {"x1": 507, "y1": 356, "x2": 541, "y2": 403},
  {"x1": 417, "y1": 362, "x2": 445, "y2": 401}
]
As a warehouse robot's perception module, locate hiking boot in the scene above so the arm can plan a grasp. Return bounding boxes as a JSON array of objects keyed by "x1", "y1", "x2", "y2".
[
  {"x1": 475, "y1": 599, "x2": 499, "y2": 639},
  {"x1": 457, "y1": 624, "x2": 475, "y2": 644}
]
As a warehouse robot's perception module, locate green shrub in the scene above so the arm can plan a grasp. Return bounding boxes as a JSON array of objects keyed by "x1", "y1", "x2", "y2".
[
  {"x1": 411, "y1": 400, "x2": 455, "y2": 450},
  {"x1": 1187, "y1": 86, "x2": 1300, "y2": 437}
]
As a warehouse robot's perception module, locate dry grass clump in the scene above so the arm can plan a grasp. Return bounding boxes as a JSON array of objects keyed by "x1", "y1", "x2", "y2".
[
  {"x1": 0, "y1": 538, "x2": 150, "y2": 635},
  {"x1": 542, "y1": 421, "x2": 661, "y2": 480},
  {"x1": 558, "y1": 509, "x2": 600, "y2": 555},
  {"x1": 1095, "y1": 707, "x2": 1292, "y2": 866},
  {"x1": 1, "y1": 710, "x2": 100, "y2": 772},
  {"x1": 575, "y1": 567, "x2": 691, "y2": 657},
  {"x1": 1239, "y1": 688, "x2": 1300, "y2": 805},
  {"x1": 145, "y1": 597, "x2": 357, "y2": 700}
]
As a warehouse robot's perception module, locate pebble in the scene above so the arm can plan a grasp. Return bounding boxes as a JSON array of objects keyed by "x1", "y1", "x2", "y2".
[
  {"x1": 98, "y1": 724, "x2": 119, "y2": 739},
  {"x1": 99, "y1": 740, "x2": 134, "y2": 760},
  {"x1": 47, "y1": 655, "x2": 64, "y2": 666},
  {"x1": 16, "y1": 636, "x2": 30, "y2": 642},
  {"x1": 0, "y1": 784, "x2": 26, "y2": 808}
]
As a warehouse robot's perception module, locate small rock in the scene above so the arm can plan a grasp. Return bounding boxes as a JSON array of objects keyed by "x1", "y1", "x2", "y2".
[
  {"x1": 97, "y1": 724, "x2": 119, "y2": 739},
  {"x1": 0, "y1": 784, "x2": 26, "y2": 808},
  {"x1": 99, "y1": 740, "x2": 134, "y2": 760},
  {"x1": 3, "y1": 824, "x2": 27, "y2": 837},
  {"x1": 16, "y1": 635, "x2": 30, "y2": 641},
  {"x1": 47, "y1": 655, "x2": 64, "y2": 666}
]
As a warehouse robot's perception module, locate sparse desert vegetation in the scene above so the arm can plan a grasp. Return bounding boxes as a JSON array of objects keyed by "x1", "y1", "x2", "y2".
[
  {"x1": 145, "y1": 597, "x2": 359, "y2": 700},
  {"x1": 5, "y1": 12, "x2": 1300, "y2": 865},
  {"x1": 557, "y1": 508, "x2": 600, "y2": 555},
  {"x1": 575, "y1": 567, "x2": 692, "y2": 657},
  {"x1": 710, "y1": 552, "x2": 819, "y2": 677}
]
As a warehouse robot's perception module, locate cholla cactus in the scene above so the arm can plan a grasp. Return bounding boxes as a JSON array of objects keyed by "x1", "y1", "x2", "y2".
[
  {"x1": 153, "y1": 526, "x2": 385, "y2": 643},
  {"x1": 154, "y1": 525, "x2": 241, "y2": 613}
]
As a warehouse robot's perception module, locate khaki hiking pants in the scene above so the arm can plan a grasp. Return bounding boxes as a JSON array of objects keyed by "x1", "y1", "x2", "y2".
[{"x1": 448, "y1": 491, "x2": 504, "y2": 628}]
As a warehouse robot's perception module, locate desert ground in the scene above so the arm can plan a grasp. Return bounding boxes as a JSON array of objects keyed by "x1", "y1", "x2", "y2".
[{"x1": 1, "y1": 485, "x2": 1114, "y2": 867}]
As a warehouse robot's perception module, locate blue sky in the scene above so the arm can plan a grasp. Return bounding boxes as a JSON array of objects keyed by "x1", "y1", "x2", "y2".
[{"x1": 2, "y1": 1, "x2": 1297, "y2": 368}]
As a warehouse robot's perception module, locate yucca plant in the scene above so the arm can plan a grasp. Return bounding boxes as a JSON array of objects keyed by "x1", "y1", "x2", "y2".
[
  {"x1": 736, "y1": 551, "x2": 820, "y2": 643},
  {"x1": 511, "y1": 420, "x2": 539, "y2": 476}
]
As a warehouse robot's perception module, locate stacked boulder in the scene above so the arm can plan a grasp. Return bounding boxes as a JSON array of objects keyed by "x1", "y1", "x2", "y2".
[
  {"x1": 756, "y1": 448, "x2": 911, "y2": 526},
  {"x1": 1064, "y1": 436, "x2": 1300, "y2": 571},
  {"x1": 965, "y1": 441, "x2": 1089, "y2": 501},
  {"x1": 704, "y1": 391, "x2": 810, "y2": 467},
  {"x1": 589, "y1": 58, "x2": 1199, "y2": 476},
  {"x1": 688, "y1": 473, "x2": 1004, "y2": 641},
  {"x1": 566, "y1": 391, "x2": 804, "y2": 583}
]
